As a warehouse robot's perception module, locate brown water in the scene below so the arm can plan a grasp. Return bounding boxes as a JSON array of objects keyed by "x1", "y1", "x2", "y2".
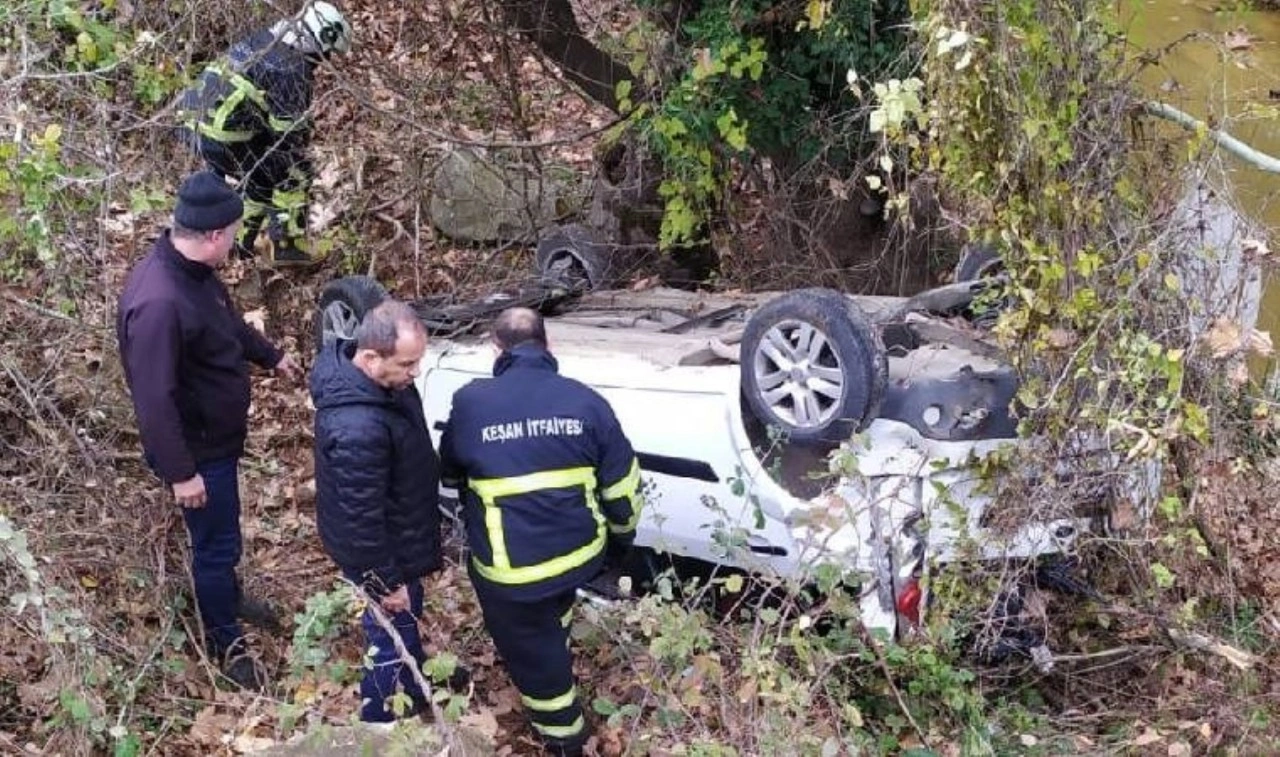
[{"x1": 1125, "y1": 1, "x2": 1280, "y2": 336}]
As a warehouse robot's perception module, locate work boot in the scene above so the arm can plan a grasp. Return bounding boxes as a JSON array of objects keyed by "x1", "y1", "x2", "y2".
[
  {"x1": 543, "y1": 739, "x2": 585, "y2": 757},
  {"x1": 269, "y1": 238, "x2": 316, "y2": 268},
  {"x1": 237, "y1": 593, "x2": 283, "y2": 634},
  {"x1": 542, "y1": 718, "x2": 591, "y2": 757},
  {"x1": 219, "y1": 643, "x2": 269, "y2": 692}
]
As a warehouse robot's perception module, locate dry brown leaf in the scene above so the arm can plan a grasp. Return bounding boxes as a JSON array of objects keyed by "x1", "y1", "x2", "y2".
[
  {"x1": 460, "y1": 708, "x2": 500, "y2": 739},
  {"x1": 1225, "y1": 27, "x2": 1254, "y2": 51},
  {"x1": 233, "y1": 734, "x2": 279, "y2": 754},
  {"x1": 189, "y1": 706, "x2": 238, "y2": 745},
  {"x1": 1133, "y1": 726, "x2": 1163, "y2": 746},
  {"x1": 1045, "y1": 328, "x2": 1077, "y2": 349},
  {"x1": 1202, "y1": 318, "x2": 1241, "y2": 359}
]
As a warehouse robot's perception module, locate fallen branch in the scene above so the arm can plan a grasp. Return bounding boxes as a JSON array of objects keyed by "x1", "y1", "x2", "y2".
[
  {"x1": 1, "y1": 291, "x2": 85, "y2": 325},
  {"x1": 856, "y1": 625, "x2": 931, "y2": 750},
  {"x1": 1164, "y1": 627, "x2": 1260, "y2": 670},
  {"x1": 1143, "y1": 101, "x2": 1280, "y2": 173},
  {"x1": 358, "y1": 585, "x2": 466, "y2": 749}
]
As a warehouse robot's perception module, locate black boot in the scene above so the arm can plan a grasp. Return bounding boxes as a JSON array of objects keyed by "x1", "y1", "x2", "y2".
[
  {"x1": 218, "y1": 640, "x2": 269, "y2": 692},
  {"x1": 270, "y1": 238, "x2": 316, "y2": 267},
  {"x1": 237, "y1": 593, "x2": 283, "y2": 634}
]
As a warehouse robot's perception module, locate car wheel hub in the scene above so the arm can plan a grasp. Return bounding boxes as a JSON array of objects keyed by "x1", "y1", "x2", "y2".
[
  {"x1": 753, "y1": 319, "x2": 844, "y2": 428},
  {"x1": 322, "y1": 300, "x2": 360, "y2": 342}
]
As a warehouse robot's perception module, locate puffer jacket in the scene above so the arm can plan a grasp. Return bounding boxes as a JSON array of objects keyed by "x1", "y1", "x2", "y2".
[{"x1": 311, "y1": 339, "x2": 442, "y2": 596}]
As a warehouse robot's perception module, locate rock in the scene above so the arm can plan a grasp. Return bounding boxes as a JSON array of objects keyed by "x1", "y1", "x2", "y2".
[
  {"x1": 428, "y1": 147, "x2": 578, "y2": 244},
  {"x1": 252, "y1": 721, "x2": 495, "y2": 756}
]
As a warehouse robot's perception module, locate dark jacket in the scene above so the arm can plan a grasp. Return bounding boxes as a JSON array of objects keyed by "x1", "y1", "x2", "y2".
[
  {"x1": 440, "y1": 345, "x2": 642, "y2": 602},
  {"x1": 116, "y1": 231, "x2": 281, "y2": 483},
  {"x1": 311, "y1": 339, "x2": 443, "y2": 597},
  {"x1": 176, "y1": 27, "x2": 314, "y2": 159}
]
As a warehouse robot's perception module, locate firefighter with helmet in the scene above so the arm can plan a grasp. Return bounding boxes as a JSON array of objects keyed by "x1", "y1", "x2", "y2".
[{"x1": 175, "y1": 1, "x2": 352, "y2": 266}]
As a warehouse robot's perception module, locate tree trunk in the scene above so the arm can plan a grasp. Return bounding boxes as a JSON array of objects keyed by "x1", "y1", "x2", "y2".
[{"x1": 497, "y1": 0, "x2": 637, "y2": 113}]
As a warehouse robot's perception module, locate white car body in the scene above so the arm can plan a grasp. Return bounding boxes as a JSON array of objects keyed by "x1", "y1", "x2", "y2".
[{"x1": 414, "y1": 288, "x2": 1104, "y2": 636}]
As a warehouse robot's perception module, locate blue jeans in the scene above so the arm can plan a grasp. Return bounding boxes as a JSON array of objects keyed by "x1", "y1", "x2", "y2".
[
  {"x1": 344, "y1": 574, "x2": 427, "y2": 722},
  {"x1": 179, "y1": 457, "x2": 245, "y2": 656}
]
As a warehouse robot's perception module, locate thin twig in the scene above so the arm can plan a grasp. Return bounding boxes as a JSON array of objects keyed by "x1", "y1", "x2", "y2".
[
  {"x1": 358, "y1": 586, "x2": 454, "y2": 735},
  {"x1": 2, "y1": 291, "x2": 88, "y2": 325},
  {"x1": 857, "y1": 625, "x2": 931, "y2": 749}
]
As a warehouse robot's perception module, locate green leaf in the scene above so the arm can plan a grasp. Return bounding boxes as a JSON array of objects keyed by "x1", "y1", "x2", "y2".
[{"x1": 592, "y1": 697, "x2": 618, "y2": 716}]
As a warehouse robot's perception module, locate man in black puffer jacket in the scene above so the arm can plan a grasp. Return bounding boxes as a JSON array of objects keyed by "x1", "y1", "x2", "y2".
[{"x1": 310, "y1": 299, "x2": 443, "y2": 723}]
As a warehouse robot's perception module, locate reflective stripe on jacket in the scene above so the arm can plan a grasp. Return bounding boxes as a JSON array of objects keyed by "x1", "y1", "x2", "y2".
[
  {"x1": 440, "y1": 344, "x2": 642, "y2": 601},
  {"x1": 175, "y1": 28, "x2": 314, "y2": 152}
]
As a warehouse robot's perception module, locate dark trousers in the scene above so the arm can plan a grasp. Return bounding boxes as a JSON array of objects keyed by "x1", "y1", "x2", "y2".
[
  {"x1": 177, "y1": 127, "x2": 311, "y2": 244},
  {"x1": 178, "y1": 456, "x2": 245, "y2": 656},
  {"x1": 345, "y1": 573, "x2": 427, "y2": 722},
  {"x1": 473, "y1": 577, "x2": 586, "y2": 750}
]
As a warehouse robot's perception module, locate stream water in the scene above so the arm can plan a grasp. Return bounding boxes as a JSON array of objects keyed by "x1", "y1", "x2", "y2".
[{"x1": 1125, "y1": 0, "x2": 1280, "y2": 338}]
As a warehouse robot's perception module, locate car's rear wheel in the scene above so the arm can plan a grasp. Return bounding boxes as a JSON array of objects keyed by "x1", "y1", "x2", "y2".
[
  {"x1": 954, "y1": 243, "x2": 1011, "y2": 327},
  {"x1": 954, "y1": 242, "x2": 1004, "y2": 282},
  {"x1": 535, "y1": 223, "x2": 615, "y2": 291},
  {"x1": 315, "y1": 275, "x2": 388, "y2": 351},
  {"x1": 740, "y1": 289, "x2": 887, "y2": 445}
]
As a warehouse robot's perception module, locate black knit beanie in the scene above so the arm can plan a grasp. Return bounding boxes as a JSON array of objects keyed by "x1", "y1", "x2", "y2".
[{"x1": 174, "y1": 171, "x2": 244, "y2": 231}]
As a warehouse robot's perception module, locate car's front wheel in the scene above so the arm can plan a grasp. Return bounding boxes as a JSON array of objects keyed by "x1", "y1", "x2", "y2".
[
  {"x1": 740, "y1": 289, "x2": 887, "y2": 446},
  {"x1": 314, "y1": 275, "x2": 388, "y2": 351}
]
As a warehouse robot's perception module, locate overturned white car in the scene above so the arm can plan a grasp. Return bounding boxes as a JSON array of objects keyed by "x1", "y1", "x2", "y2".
[{"x1": 315, "y1": 247, "x2": 1140, "y2": 662}]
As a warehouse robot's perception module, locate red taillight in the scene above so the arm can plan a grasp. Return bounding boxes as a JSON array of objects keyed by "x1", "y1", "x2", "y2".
[{"x1": 896, "y1": 578, "x2": 922, "y2": 626}]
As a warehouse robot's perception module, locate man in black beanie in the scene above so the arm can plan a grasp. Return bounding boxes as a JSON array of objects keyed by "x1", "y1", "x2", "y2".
[{"x1": 116, "y1": 170, "x2": 301, "y2": 690}]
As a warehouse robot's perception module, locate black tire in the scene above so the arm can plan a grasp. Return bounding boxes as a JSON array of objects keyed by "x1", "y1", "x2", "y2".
[
  {"x1": 954, "y1": 242, "x2": 1004, "y2": 282},
  {"x1": 740, "y1": 289, "x2": 888, "y2": 445},
  {"x1": 953, "y1": 243, "x2": 1010, "y2": 327},
  {"x1": 314, "y1": 276, "x2": 388, "y2": 352},
  {"x1": 535, "y1": 223, "x2": 615, "y2": 291}
]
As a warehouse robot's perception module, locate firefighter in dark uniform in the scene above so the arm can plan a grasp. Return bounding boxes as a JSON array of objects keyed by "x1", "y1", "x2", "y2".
[
  {"x1": 174, "y1": 1, "x2": 352, "y2": 266},
  {"x1": 440, "y1": 307, "x2": 642, "y2": 757}
]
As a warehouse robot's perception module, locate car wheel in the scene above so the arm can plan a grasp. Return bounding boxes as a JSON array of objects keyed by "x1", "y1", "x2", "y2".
[
  {"x1": 536, "y1": 223, "x2": 615, "y2": 291},
  {"x1": 741, "y1": 289, "x2": 888, "y2": 445},
  {"x1": 954, "y1": 242, "x2": 1004, "y2": 282},
  {"x1": 954, "y1": 243, "x2": 1010, "y2": 327},
  {"x1": 314, "y1": 275, "x2": 388, "y2": 351}
]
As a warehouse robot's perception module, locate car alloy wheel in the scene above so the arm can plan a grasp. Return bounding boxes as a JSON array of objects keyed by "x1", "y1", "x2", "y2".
[
  {"x1": 752, "y1": 318, "x2": 847, "y2": 430},
  {"x1": 314, "y1": 275, "x2": 389, "y2": 351},
  {"x1": 740, "y1": 288, "x2": 887, "y2": 445}
]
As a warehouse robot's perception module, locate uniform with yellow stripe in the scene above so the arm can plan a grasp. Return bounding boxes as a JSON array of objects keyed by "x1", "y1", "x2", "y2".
[
  {"x1": 441, "y1": 342, "x2": 642, "y2": 754},
  {"x1": 173, "y1": 26, "x2": 317, "y2": 257}
]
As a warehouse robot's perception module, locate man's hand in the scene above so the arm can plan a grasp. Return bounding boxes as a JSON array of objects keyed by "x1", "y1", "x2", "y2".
[
  {"x1": 274, "y1": 354, "x2": 301, "y2": 381},
  {"x1": 173, "y1": 475, "x2": 207, "y2": 509},
  {"x1": 379, "y1": 584, "x2": 410, "y2": 614}
]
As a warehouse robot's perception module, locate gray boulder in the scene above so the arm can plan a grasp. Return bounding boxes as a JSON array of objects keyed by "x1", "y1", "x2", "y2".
[{"x1": 428, "y1": 147, "x2": 578, "y2": 243}]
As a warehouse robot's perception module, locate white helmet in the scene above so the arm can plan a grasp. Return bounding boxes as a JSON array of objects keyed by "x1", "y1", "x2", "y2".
[{"x1": 295, "y1": 1, "x2": 352, "y2": 56}]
